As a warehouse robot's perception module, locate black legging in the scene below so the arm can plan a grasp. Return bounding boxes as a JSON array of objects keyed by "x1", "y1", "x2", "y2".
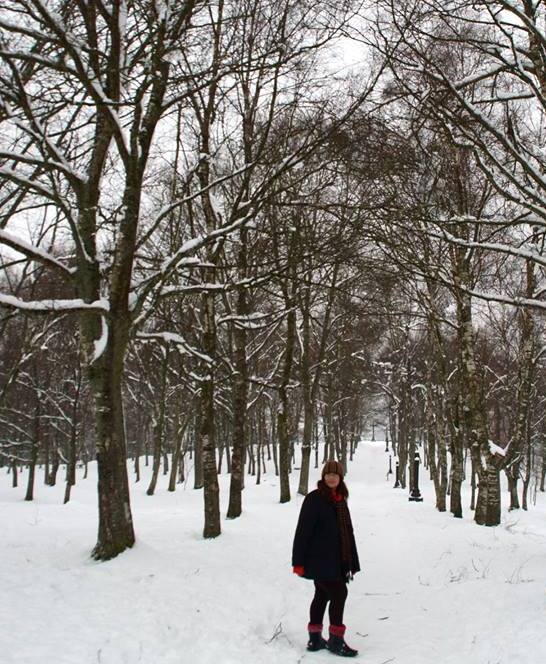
[{"x1": 309, "y1": 579, "x2": 348, "y2": 626}]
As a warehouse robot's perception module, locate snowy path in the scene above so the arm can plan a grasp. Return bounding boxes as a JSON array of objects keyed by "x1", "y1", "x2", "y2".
[{"x1": 1, "y1": 442, "x2": 546, "y2": 664}]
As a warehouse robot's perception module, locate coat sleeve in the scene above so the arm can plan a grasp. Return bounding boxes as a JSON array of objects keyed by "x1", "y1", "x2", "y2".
[
  {"x1": 292, "y1": 493, "x2": 319, "y2": 567},
  {"x1": 349, "y1": 511, "x2": 361, "y2": 574}
]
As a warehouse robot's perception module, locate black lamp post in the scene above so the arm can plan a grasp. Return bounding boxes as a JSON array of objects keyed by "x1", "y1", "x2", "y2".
[
  {"x1": 393, "y1": 458, "x2": 401, "y2": 488},
  {"x1": 388, "y1": 454, "x2": 393, "y2": 476},
  {"x1": 408, "y1": 451, "x2": 423, "y2": 502}
]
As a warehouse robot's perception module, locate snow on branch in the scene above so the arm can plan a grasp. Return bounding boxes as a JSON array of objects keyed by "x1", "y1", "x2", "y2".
[
  {"x1": 92, "y1": 316, "x2": 109, "y2": 364},
  {"x1": 216, "y1": 312, "x2": 273, "y2": 330},
  {"x1": 24, "y1": 0, "x2": 130, "y2": 161},
  {"x1": 149, "y1": 162, "x2": 254, "y2": 237},
  {"x1": 411, "y1": 259, "x2": 546, "y2": 313},
  {"x1": 438, "y1": 74, "x2": 546, "y2": 200},
  {"x1": 0, "y1": 230, "x2": 76, "y2": 277},
  {"x1": 0, "y1": 17, "x2": 53, "y2": 43},
  {"x1": 0, "y1": 167, "x2": 58, "y2": 201},
  {"x1": 159, "y1": 236, "x2": 205, "y2": 273},
  {"x1": 0, "y1": 45, "x2": 79, "y2": 78},
  {"x1": 136, "y1": 331, "x2": 213, "y2": 364},
  {"x1": 159, "y1": 276, "x2": 266, "y2": 299},
  {"x1": 451, "y1": 63, "x2": 512, "y2": 91},
  {"x1": 161, "y1": 283, "x2": 229, "y2": 295},
  {"x1": 0, "y1": 146, "x2": 85, "y2": 185},
  {"x1": 0, "y1": 293, "x2": 108, "y2": 314},
  {"x1": 145, "y1": 151, "x2": 303, "y2": 286},
  {"x1": 438, "y1": 227, "x2": 546, "y2": 269},
  {"x1": 489, "y1": 440, "x2": 507, "y2": 458},
  {"x1": 491, "y1": 1, "x2": 546, "y2": 51}
]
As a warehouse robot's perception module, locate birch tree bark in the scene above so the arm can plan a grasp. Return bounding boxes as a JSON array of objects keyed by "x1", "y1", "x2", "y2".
[{"x1": 505, "y1": 249, "x2": 536, "y2": 509}]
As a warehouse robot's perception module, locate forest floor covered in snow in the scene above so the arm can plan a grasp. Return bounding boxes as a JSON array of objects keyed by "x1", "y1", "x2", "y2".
[{"x1": 2, "y1": 441, "x2": 546, "y2": 664}]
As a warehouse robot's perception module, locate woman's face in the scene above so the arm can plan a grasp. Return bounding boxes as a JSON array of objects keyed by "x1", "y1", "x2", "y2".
[{"x1": 324, "y1": 472, "x2": 340, "y2": 489}]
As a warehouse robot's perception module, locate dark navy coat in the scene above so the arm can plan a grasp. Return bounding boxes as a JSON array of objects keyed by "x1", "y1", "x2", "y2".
[{"x1": 292, "y1": 489, "x2": 360, "y2": 581}]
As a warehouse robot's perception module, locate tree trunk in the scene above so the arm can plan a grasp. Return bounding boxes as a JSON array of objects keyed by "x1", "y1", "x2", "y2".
[
  {"x1": 504, "y1": 254, "x2": 535, "y2": 510},
  {"x1": 297, "y1": 263, "x2": 339, "y2": 494},
  {"x1": 298, "y1": 285, "x2": 313, "y2": 495},
  {"x1": 298, "y1": 395, "x2": 313, "y2": 495},
  {"x1": 397, "y1": 395, "x2": 408, "y2": 490},
  {"x1": 25, "y1": 399, "x2": 40, "y2": 502},
  {"x1": 147, "y1": 347, "x2": 169, "y2": 496},
  {"x1": 44, "y1": 437, "x2": 50, "y2": 486},
  {"x1": 256, "y1": 421, "x2": 263, "y2": 485},
  {"x1": 87, "y1": 319, "x2": 135, "y2": 560},
  {"x1": 227, "y1": 252, "x2": 248, "y2": 518},
  {"x1": 63, "y1": 421, "x2": 77, "y2": 505},
  {"x1": 521, "y1": 419, "x2": 533, "y2": 510},
  {"x1": 134, "y1": 436, "x2": 141, "y2": 483},
  {"x1": 506, "y1": 470, "x2": 520, "y2": 511},
  {"x1": 64, "y1": 370, "x2": 81, "y2": 504},
  {"x1": 24, "y1": 440, "x2": 37, "y2": 502},
  {"x1": 324, "y1": 386, "x2": 335, "y2": 462},
  {"x1": 278, "y1": 302, "x2": 296, "y2": 503},
  {"x1": 426, "y1": 405, "x2": 446, "y2": 512},
  {"x1": 248, "y1": 435, "x2": 256, "y2": 476},
  {"x1": 475, "y1": 464, "x2": 501, "y2": 526},
  {"x1": 389, "y1": 404, "x2": 397, "y2": 457},
  {"x1": 271, "y1": 402, "x2": 279, "y2": 476},
  {"x1": 169, "y1": 410, "x2": 190, "y2": 492},
  {"x1": 200, "y1": 291, "x2": 221, "y2": 538},
  {"x1": 48, "y1": 448, "x2": 60, "y2": 487},
  {"x1": 470, "y1": 464, "x2": 477, "y2": 511},
  {"x1": 455, "y1": 252, "x2": 499, "y2": 526},
  {"x1": 540, "y1": 431, "x2": 546, "y2": 493},
  {"x1": 449, "y1": 393, "x2": 464, "y2": 518}
]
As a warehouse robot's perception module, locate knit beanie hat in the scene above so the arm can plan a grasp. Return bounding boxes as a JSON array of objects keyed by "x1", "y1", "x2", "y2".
[{"x1": 322, "y1": 460, "x2": 344, "y2": 479}]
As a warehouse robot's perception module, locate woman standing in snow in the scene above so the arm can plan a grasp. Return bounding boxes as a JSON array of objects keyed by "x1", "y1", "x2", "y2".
[{"x1": 292, "y1": 460, "x2": 360, "y2": 657}]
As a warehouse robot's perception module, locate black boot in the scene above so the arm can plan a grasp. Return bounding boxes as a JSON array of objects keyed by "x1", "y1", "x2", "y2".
[
  {"x1": 307, "y1": 631, "x2": 327, "y2": 651},
  {"x1": 327, "y1": 626, "x2": 358, "y2": 657},
  {"x1": 327, "y1": 635, "x2": 358, "y2": 657}
]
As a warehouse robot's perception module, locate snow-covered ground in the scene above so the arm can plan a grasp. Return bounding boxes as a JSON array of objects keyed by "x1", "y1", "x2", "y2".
[{"x1": 2, "y1": 442, "x2": 546, "y2": 664}]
